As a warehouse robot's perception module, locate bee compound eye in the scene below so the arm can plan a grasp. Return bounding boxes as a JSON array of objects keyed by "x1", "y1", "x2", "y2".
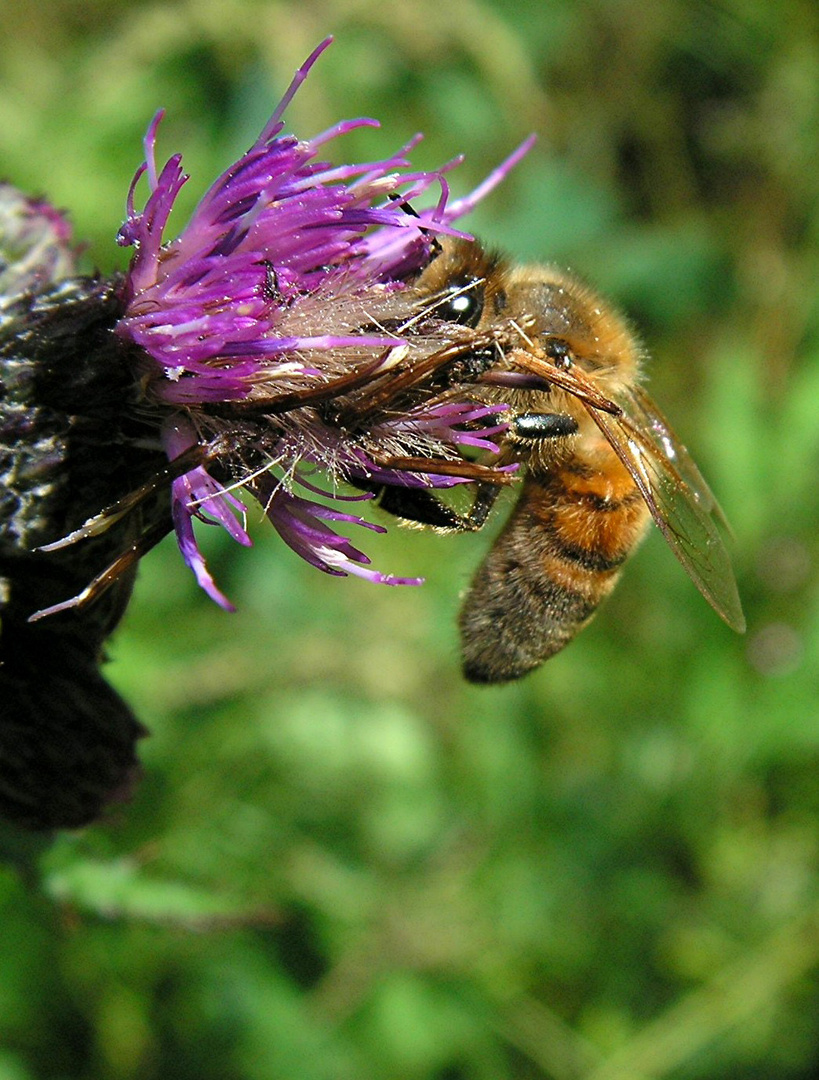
[
  {"x1": 439, "y1": 282, "x2": 484, "y2": 327},
  {"x1": 511, "y1": 412, "x2": 579, "y2": 440}
]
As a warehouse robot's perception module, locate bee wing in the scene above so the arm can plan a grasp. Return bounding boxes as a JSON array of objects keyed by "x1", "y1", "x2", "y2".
[
  {"x1": 491, "y1": 348, "x2": 744, "y2": 629},
  {"x1": 584, "y1": 386, "x2": 745, "y2": 632},
  {"x1": 625, "y1": 384, "x2": 732, "y2": 533}
]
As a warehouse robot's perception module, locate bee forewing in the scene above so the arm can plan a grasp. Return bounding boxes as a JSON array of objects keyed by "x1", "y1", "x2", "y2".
[
  {"x1": 587, "y1": 401, "x2": 745, "y2": 633},
  {"x1": 626, "y1": 385, "x2": 732, "y2": 532}
]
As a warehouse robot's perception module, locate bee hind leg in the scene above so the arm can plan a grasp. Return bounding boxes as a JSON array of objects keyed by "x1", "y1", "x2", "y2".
[{"x1": 359, "y1": 480, "x2": 501, "y2": 532}]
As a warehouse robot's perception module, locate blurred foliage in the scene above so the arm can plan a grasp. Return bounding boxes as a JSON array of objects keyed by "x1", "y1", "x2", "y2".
[{"x1": 1, "y1": 0, "x2": 818, "y2": 1077}]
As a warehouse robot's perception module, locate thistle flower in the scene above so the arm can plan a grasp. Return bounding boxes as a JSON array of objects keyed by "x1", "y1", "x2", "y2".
[
  {"x1": 105, "y1": 37, "x2": 530, "y2": 610},
  {"x1": 0, "y1": 38, "x2": 529, "y2": 828}
]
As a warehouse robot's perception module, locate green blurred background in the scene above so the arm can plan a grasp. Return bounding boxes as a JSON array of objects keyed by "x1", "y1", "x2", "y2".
[{"x1": 1, "y1": 1, "x2": 818, "y2": 1077}]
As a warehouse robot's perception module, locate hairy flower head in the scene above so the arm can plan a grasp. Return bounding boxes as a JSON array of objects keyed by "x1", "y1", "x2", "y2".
[{"x1": 111, "y1": 37, "x2": 531, "y2": 607}]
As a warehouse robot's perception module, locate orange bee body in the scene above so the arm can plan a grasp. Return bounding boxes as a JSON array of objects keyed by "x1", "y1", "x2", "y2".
[{"x1": 412, "y1": 240, "x2": 744, "y2": 682}]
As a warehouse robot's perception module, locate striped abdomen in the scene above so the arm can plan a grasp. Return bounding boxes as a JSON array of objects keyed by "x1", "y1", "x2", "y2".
[{"x1": 459, "y1": 449, "x2": 650, "y2": 683}]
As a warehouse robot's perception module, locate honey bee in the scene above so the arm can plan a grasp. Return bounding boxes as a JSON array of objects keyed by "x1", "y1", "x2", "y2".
[{"x1": 398, "y1": 239, "x2": 745, "y2": 683}]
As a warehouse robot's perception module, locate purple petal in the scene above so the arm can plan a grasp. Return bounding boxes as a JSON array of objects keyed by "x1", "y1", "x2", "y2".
[
  {"x1": 113, "y1": 39, "x2": 530, "y2": 606},
  {"x1": 256, "y1": 477, "x2": 422, "y2": 586}
]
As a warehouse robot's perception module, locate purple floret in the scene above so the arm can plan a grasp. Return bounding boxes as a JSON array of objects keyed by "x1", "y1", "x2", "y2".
[{"x1": 116, "y1": 37, "x2": 531, "y2": 604}]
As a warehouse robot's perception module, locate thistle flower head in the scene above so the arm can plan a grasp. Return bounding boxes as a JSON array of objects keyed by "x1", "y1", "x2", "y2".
[
  {"x1": 0, "y1": 40, "x2": 533, "y2": 828},
  {"x1": 110, "y1": 38, "x2": 531, "y2": 607}
]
